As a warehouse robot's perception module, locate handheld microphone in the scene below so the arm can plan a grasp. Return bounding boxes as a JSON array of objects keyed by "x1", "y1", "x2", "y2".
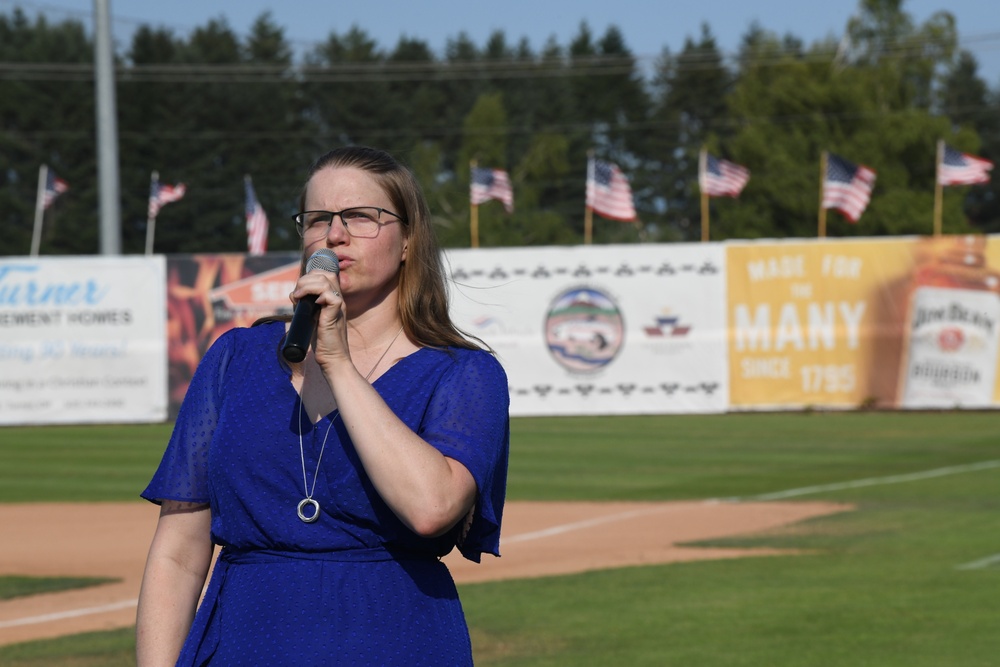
[{"x1": 282, "y1": 249, "x2": 340, "y2": 363}]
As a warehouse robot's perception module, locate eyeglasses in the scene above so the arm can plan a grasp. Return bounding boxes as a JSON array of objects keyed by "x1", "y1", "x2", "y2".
[{"x1": 293, "y1": 207, "x2": 405, "y2": 238}]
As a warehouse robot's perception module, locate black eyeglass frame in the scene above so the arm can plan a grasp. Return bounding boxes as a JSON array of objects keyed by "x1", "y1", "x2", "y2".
[{"x1": 292, "y1": 206, "x2": 406, "y2": 238}]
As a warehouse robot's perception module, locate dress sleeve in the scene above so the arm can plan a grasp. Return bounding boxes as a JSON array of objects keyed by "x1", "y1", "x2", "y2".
[
  {"x1": 421, "y1": 349, "x2": 510, "y2": 562},
  {"x1": 141, "y1": 332, "x2": 235, "y2": 505}
]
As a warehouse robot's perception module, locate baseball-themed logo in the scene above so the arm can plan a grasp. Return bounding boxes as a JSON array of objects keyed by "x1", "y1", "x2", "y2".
[{"x1": 544, "y1": 287, "x2": 624, "y2": 373}]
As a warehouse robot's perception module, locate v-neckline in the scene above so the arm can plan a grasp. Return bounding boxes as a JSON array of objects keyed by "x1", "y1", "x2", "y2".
[{"x1": 272, "y1": 323, "x2": 431, "y2": 426}]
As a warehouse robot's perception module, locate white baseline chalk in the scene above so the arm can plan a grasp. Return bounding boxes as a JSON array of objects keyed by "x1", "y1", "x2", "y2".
[{"x1": 0, "y1": 599, "x2": 137, "y2": 629}]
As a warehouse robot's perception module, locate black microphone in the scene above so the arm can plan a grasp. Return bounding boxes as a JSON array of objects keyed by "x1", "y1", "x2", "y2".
[{"x1": 282, "y1": 249, "x2": 340, "y2": 363}]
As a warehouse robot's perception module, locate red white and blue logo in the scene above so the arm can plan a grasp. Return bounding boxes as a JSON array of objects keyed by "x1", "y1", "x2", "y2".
[{"x1": 643, "y1": 313, "x2": 691, "y2": 337}]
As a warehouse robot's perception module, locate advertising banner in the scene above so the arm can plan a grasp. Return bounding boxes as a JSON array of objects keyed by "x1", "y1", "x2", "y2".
[
  {"x1": 166, "y1": 253, "x2": 299, "y2": 415},
  {"x1": 726, "y1": 235, "x2": 1000, "y2": 410},
  {"x1": 0, "y1": 256, "x2": 167, "y2": 425},
  {"x1": 444, "y1": 244, "x2": 729, "y2": 416},
  {"x1": 984, "y1": 236, "x2": 1000, "y2": 404},
  {"x1": 161, "y1": 236, "x2": 1000, "y2": 418},
  {"x1": 898, "y1": 235, "x2": 1000, "y2": 408}
]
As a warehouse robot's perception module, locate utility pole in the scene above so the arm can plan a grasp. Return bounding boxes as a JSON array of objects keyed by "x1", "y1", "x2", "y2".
[{"x1": 94, "y1": 0, "x2": 121, "y2": 254}]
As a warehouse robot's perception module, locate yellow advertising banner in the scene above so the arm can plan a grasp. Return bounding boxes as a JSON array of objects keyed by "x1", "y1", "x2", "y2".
[{"x1": 728, "y1": 235, "x2": 1000, "y2": 409}]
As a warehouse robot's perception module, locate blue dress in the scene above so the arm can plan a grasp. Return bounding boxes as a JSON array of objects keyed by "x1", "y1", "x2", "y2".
[{"x1": 142, "y1": 321, "x2": 510, "y2": 666}]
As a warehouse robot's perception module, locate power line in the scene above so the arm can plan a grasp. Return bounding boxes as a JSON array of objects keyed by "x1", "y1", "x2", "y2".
[
  {"x1": 0, "y1": 57, "x2": 646, "y2": 83},
  {"x1": 10, "y1": 100, "x2": 998, "y2": 146},
  {"x1": 3, "y1": 1, "x2": 1000, "y2": 81},
  {"x1": 5, "y1": 37, "x2": 1000, "y2": 84}
]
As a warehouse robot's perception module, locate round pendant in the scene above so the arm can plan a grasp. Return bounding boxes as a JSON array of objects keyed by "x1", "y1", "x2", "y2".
[{"x1": 297, "y1": 498, "x2": 320, "y2": 523}]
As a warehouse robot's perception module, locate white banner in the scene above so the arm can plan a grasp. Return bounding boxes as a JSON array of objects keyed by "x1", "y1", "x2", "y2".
[
  {"x1": 0, "y1": 256, "x2": 167, "y2": 425},
  {"x1": 444, "y1": 244, "x2": 728, "y2": 416}
]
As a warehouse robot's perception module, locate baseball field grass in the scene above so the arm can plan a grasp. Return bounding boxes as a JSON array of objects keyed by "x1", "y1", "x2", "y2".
[
  {"x1": 1, "y1": 411, "x2": 999, "y2": 665},
  {"x1": 0, "y1": 577, "x2": 115, "y2": 601}
]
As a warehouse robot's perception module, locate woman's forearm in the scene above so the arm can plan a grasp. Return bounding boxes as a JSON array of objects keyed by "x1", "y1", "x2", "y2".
[{"x1": 136, "y1": 503, "x2": 213, "y2": 666}]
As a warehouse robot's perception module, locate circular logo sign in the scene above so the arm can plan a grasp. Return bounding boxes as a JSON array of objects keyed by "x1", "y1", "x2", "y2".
[{"x1": 544, "y1": 287, "x2": 624, "y2": 373}]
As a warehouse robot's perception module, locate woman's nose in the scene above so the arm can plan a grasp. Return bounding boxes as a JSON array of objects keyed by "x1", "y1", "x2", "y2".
[{"x1": 326, "y1": 215, "x2": 350, "y2": 243}]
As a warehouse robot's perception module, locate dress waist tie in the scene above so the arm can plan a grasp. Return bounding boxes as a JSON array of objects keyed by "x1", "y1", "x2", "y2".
[{"x1": 176, "y1": 546, "x2": 432, "y2": 666}]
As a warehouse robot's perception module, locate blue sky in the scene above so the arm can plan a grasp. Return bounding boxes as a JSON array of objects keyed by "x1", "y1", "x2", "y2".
[{"x1": 6, "y1": 0, "x2": 1000, "y2": 83}]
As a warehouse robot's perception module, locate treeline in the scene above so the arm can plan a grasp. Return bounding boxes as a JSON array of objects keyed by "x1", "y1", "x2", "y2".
[{"x1": 1, "y1": 0, "x2": 998, "y2": 256}]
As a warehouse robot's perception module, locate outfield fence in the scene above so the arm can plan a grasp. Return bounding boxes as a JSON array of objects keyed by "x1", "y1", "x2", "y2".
[{"x1": 3, "y1": 234, "x2": 999, "y2": 425}]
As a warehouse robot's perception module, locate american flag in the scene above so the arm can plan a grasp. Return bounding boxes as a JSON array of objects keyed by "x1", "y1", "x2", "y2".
[
  {"x1": 470, "y1": 167, "x2": 514, "y2": 212},
  {"x1": 43, "y1": 169, "x2": 69, "y2": 210},
  {"x1": 148, "y1": 175, "x2": 186, "y2": 219},
  {"x1": 699, "y1": 153, "x2": 750, "y2": 198},
  {"x1": 938, "y1": 145, "x2": 993, "y2": 186},
  {"x1": 245, "y1": 176, "x2": 269, "y2": 255},
  {"x1": 822, "y1": 153, "x2": 876, "y2": 223},
  {"x1": 586, "y1": 158, "x2": 636, "y2": 221}
]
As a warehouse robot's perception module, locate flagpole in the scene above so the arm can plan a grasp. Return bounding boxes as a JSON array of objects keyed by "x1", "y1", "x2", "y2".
[
  {"x1": 818, "y1": 152, "x2": 828, "y2": 238},
  {"x1": 145, "y1": 171, "x2": 158, "y2": 256},
  {"x1": 933, "y1": 140, "x2": 944, "y2": 237},
  {"x1": 470, "y1": 204, "x2": 480, "y2": 248},
  {"x1": 699, "y1": 147, "x2": 709, "y2": 242},
  {"x1": 244, "y1": 174, "x2": 253, "y2": 254},
  {"x1": 585, "y1": 152, "x2": 594, "y2": 244},
  {"x1": 633, "y1": 219, "x2": 647, "y2": 242},
  {"x1": 31, "y1": 164, "x2": 48, "y2": 256},
  {"x1": 701, "y1": 192, "x2": 709, "y2": 242},
  {"x1": 469, "y1": 160, "x2": 479, "y2": 248}
]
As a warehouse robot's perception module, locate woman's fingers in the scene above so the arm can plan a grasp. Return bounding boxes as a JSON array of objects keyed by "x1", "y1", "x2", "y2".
[{"x1": 291, "y1": 273, "x2": 342, "y2": 306}]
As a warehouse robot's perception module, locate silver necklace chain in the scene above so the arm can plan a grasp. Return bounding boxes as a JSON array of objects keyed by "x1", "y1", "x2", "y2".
[{"x1": 295, "y1": 325, "x2": 404, "y2": 523}]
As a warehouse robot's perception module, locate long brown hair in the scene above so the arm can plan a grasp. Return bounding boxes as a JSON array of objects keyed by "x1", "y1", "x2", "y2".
[{"x1": 300, "y1": 146, "x2": 482, "y2": 351}]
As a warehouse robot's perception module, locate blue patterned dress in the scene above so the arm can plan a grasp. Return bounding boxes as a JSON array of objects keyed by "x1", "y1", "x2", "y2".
[{"x1": 142, "y1": 321, "x2": 510, "y2": 666}]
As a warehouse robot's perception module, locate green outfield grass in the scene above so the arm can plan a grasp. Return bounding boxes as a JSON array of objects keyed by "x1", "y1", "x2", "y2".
[
  {"x1": 0, "y1": 577, "x2": 117, "y2": 601},
  {"x1": 0, "y1": 423, "x2": 172, "y2": 503},
  {"x1": 1, "y1": 411, "x2": 999, "y2": 665}
]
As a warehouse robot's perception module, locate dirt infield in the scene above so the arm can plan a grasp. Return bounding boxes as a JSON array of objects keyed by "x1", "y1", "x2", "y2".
[{"x1": 0, "y1": 500, "x2": 851, "y2": 647}]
